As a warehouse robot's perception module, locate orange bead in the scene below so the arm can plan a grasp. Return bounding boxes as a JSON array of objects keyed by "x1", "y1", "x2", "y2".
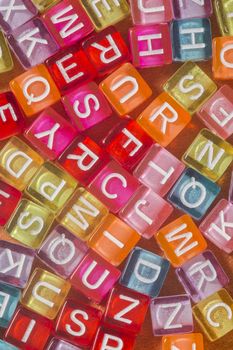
[
  {"x1": 156, "y1": 215, "x2": 207, "y2": 267},
  {"x1": 162, "y1": 334, "x2": 204, "y2": 350},
  {"x1": 212, "y1": 37, "x2": 233, "y2": 80},
  {"x1": 99, "y1": 63, "x2": 152, "y2": 116},
  {"x1": 88, "y1": 214, "x2": 140, "y2": 266},
  {"x1": 10, "y1": 64, "x2": 60, "y2": 117},
  {"x1": 137, "y1": 92, "x2": 191, "y2": 147}
]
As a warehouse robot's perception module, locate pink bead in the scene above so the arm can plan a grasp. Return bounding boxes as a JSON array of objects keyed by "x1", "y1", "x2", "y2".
[
  {"x1": 129, "y1": 0, "x2": 173, "y2": 25},
  {"x1": 129, "y1": 24, "x2": 172, "y2": 68},
  {"x1": 229, "y1": 171, "x2": 233, "y2": 203},
  {"x1": 88, "y1": 160, "x2": 139, "y2": 213},
  {"x1": 133, "y1": 144, "x2": 185, "y2": 197},
  {"x1": 119, "y1": 185, "x2": 173, "y2": 239}
]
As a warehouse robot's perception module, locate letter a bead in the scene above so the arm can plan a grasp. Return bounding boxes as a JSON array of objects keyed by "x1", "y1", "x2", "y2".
[
  {"x1": 212, "y1": 37, "x2": 233, "y2": 80},
  {"x1": 129, "y1": 0, "x2": 173, "y2": 25},
  {"x1": 0, "y1": 31, "x2": 13, "y2": 73},
  {"x1": 162, "y1": 334, "x2": 204, "y2": 350}
]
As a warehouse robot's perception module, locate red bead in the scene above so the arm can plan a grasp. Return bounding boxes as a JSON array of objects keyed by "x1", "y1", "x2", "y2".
[
  {"x1": 0, "y1": 179, "x2": 21, "y2": 226},
  {"x1": 92, "y1": 327, "x2": 136, "y2": 350},
  {"x1": 83, "y1": 26, "x2": 130, "y2": 77},
  {"x1": 56, "y1": 300, "x2": 102, "y2": 348}
]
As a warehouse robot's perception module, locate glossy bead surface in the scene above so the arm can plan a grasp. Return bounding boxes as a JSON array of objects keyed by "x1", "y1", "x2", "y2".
[
  {"x1": 173, "y1": 0, "x2": 212, "y2": 19},
  {"x1": 0, "y1": 341, "x2": 18, "y2": 350},
  {"x1": 47, "y1": 339, "x2": 82, "y2": 350},
  {"x1": 162, "y1": 334, "x2": 204, "y2": 350},
  {"x1": 32, "y1": 0, "x2": 58, "y2": 12},
  {"x1": 229, "y1": 171, "x2": 233, "y2": 203},
  {"x1": 212, "y1": 36, "x2": 233, "y2": 80},
  {"x1": 0, "y1": 282, "x2": 20, "y2": 328},
  {"x1": 129, "y1": 0, "x2": 173, "y2": 25},
  {"x1": 92, "y1": 327, "x2": 135, "y2": 350},
  {"x1": 215, "y1": 0, "x2": 233, "y2": 36},
  {"x1": 0, "y1": 179, "x2": 21, "y2": 225},
  {"x1": 0, "y1": 31, "x2": 13, "y2": 72}
]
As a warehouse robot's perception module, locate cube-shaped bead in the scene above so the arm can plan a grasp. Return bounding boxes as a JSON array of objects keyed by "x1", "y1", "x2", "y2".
[
  {"x1": 58, "y1": 187, "x2": 108, "y2": 241},
  {"x1": 5, "y1": 307, "x2": 53, "y2": 349},
  {"x1": 0, "y1": 179, "x2": 21, "y2": 226},
  {"x1": 193, "y1": 289, "x2": 233, "y2": 341},
  {"x1": 162, "y1": 334, "x2": 204, "y2": 350},
  {"x1": 32, "y1": 0, "x2": 58, "y2": 12},
  {"x1": 176, "y1": 250, "x2": 229, "y2": 303},
  {"x1": 83, "y1": 26, "x2": 130, "y2": 76},
  {"x1": 120, "y1": 247, "x2": 170, "y2": 298},
  {"x1": 0, "y1": 137, "x2": 43, "y2": 190},
  {"x1": 129, "y1": 24, "x2": 172, "y2": 68},
  {"x1": 215, "y1": 0, "x2": 233, "y2": 36},
  {"x1": 56, "y1": 300, "x2": 102, "y2": 347},
  {"x1": 70, "y1": 251, "x2": 121, "y2": 303},
  {"x1": 0, "y1": 31, "x2": 13, "y2": 72},
  {"x1": 92, "y1": 327, "x2": 135, "y2": 350},
  {"x1": 7, "y1": 17, "x2": 58, "y2": 69},
  {"x1": 0, "y1": 341, "x2": 18, "y2": 350},
  {"x1": 10, "y1": 64, "x2": 60, "y2": 117},
  {"x1": 80, "y1": 0, "x2": 130, "y2": 32},
  {"x1": 0, "y1": 240, "x2": 34, "y2": 288},
  {"x1": 88, "y1": 160, "x2": 139, "y2": 213},
  {"x1": 229, "y1": 171, "x2": 233, "y2": 203},
  {"x1": 163, "y1": 61, "x2": 217, "y2": 115},
  {"x1": 137, "y1": 92, "x2": 191, "y2": 146},
  {"x1": 88, "y1": 214, "x2": 140, "y2": 266},
  {"x1": 21, "y1": 268, "x2": 70, "y2": 319},
  {"x1": 200, "y1": 199, "x2": 233, "y2": 253},
  {"x1": 133, "y1": 144, "x2": 185, "y2": 197},
  {"x1": 25, "y1": 107, "x2": 78, "y2": 160},
  {"x1": 150, "y1": 295, "x2": 193, "y2": 336},
  {"x1": 0, "y1": 282, "x2": 20, "y2": 328},
  {"x1": 119, "y1": 185, "x2": 173, "y2": 239},
  {"x1": 183, "y1": 129, "x2": 233, "y2": 182},
  {"x1": 62, "y1": 82, "x2": 112, "y2": 132},
  {"x1": 173, "y1": 0, "x2": 212, "y2": 19},
  {"x1": 26, "y1": 161, "x2": 77, "y2": 213},
  {"x1": 103, "y1": 286, "x2": 149, "y2": 334},
  {"x1": 100, "y1": 63, "x2": 152, "y2": 116},
  {"x1": 47, "y1": 339, "x2": 82, "y2": 350},
  {"x1": 129, "y1": 0, "x2": 173, "y2": 25},
  {"x1": 6, "y1": 199, "x2": 54, "y2": 248},
  {"x1": 168, "y1": 168, "x2": 220, "y2": 220},
  {"x1": 212, "y1": 36, "x2": 233, "y2": 80},
  {"x1": 37, "y1": 225, "x2": 88, "y2": 278},
  {"x1": 156, "y1": 215, "x2": 207, "y2": 267}
]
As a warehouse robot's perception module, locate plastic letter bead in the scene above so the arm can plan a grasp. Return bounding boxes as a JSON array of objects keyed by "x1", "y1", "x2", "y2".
[
  {"x1": 83, "y1": 26, "x2": 130, "y2": 76},
  {"x1": 88, "y1": 214, "x2": 140, "y2": 266},
  {"x1": 0, "y1": 179, "x2": 21, "y2": 225},
  {"x1": 92, "y1": 327, "x2": 135, "y2": 350},
  {"x1": 8, "y1": 18, "x2": 58, "y2": 69},
  {"x1": 0, "y1": 137, "x2": 43, "y2": 190},
  {"x1": 42, "y1": 0, "x2": 94, "y2": 48},
  {"x1": 100, "y1": 63, "x2": 152, "y2": 116},
  {"x1": 0, "y1": 282, "x2": 20, "y2": 328},
  {"x1": 193, "y1": 289, "x2": 233, "y2": 341},
  {"x1": 62, "y1": 82, "x2": 112, "y2": 131},
  {"x1": 88, "y1": 160, "x2": 139, "y2": 213},
  {"x1": 133, "y1": 144, "x2": 185, "y2": 197},
  {"x1": 176, "y1": 250, "x2": 229, "y2": 302},
  {"x1": 0, "y1": 31, "x2": 13, "y2": 73},
  {"x1": 137, "y1": 92, "x2": 191, "y2": 146},
  {"x1": 25, "y1": 107, "x2": 78, "y2": 160},
  {"x1": 173, "y1": 0, "x2": 212, "y2": 19},
  {"x1": 212, "y1": 37, "x2": 233, "y2": 80},
  {"x1": 200, "y1": 199, "x2": 233, "y2": 253},
  {"x1": 215, "y1": 0, "x2": 233, "y2": 36},
  {"x1": 10, "y1": 64, "x2": 60, "y2": 117},
  {"x1": 129, "y1": 0, "x2": 173, "y2": 25},
  {"x1": 168, "y1": 168, "x2": 220, "y2": 220},
  {"x1": 80, "y1": 0, "x2": 130, "y2": 32},
  {"x1": 70, "y1": 250, "x2": 121, "y2": 303},
  {"x1": 156, "y1": 215, "x2": 207, "y2": 267},
  {"x1": 163, "y1": 61, "x2": 217, "y2": 115},
  {"x1": 120, "y1": 247, "x2": 170, "y2": 298},
  {"x1": 119, "y1": 185, "x2": 173, "y2": 239},
  {"x1": 129, "y1": 24, "x2": 172, "y2": 68},
  {"x1": 37, "y1": 225, "x2": 88, "y2": 278},
  {"x1": 6, "y1": 199, "x2": 54, "y2": 248},
  {"x1": 21, "y1": 268, "x2": 70, "y2": 319},
  {"x1": 56, "y1": 300, "x2": 102, "y2": 347},
  {"x1": 162, "y1": 334, "x2": 204, "y2": 350},
  {"x1": 0, "y1": 340, "x2": 18, "y2": 350},
  {"x1": 26, "y1": 161, "x2": 77, "y2": 213},
  {"x1": 150, "y1": 295, "x2": 193, "y2": 336},
  {"x1": 47, "y1": 339, "x2": 83, "y2": 350},
  {"x1": 32, "y1": 0, "x2": 58, "y2": 12},
  {"x1": 5, "y1": 307, "x2": 53, "y2": 349},
  {"x1": 229, "y1": 171, "x2": 233, "y2": 203},
  {"x1": 104, "y1": 286, "x2": 150, "y2": 334},
  {"x1": 0, "y1": 240, "x2": 34, "y2": 288}
]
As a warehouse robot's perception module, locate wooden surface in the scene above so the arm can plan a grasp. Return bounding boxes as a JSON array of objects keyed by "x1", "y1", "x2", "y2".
[{"x1": 0, "y1": 12, "x2": 233, "y2": 350}]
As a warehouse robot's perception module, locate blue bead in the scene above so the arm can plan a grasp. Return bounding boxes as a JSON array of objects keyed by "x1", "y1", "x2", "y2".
[
  {"x1": 0, "y1": 282, "x2": 20, "y2": 328},
  {"x1": 0, "y1": 340, "x2": 19, "y2": 350},
  {"x1": 120, "y1": 247, "x2": 170, "y2": 298},
  {"x1": 172, "y1": 18, "x2": 212, "y2": 61},
  {"x1": 168, "y1": 168, "x2": 220, "y2": 220}
]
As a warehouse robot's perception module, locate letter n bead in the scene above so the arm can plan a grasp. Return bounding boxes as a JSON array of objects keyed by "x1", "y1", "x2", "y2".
[
  {"x1": 92, "y1": 327, "x2": 135, "y2": 350},
  {"x1": 162, "y1": 334, "x2": 204, "y2": 350},
  {"x1": 213, "y1": 37, "x2": 233, "y2": 80}
]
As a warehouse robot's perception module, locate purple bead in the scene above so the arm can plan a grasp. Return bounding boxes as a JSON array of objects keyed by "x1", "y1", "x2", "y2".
[
  {"x1": 229, "y1": 171, "x2": 233, "y2": 203},
  {"x1": 47, "y1": 338, "x2": 82, "y2": 350},
  {"x1": 150, "y1": 294, "x2": 193, "y2": 336},
  {"x1": 173, "y1": 0, "x2": 212, "y2": 19},
  {"x1": 7, "y1": 17, "x2": 58, "y2": 69},
  {"x1": 176, "y1": 250, "x2": 229, "y2": 303}
]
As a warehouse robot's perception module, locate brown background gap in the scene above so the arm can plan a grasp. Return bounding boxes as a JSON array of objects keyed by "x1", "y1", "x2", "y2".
[{"x1": 0, "y1": 13, "x2": 233, "y2": 350}]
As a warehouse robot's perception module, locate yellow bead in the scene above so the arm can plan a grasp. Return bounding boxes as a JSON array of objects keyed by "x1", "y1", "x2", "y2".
[
  {"x1": 58, "y1": 187, "x2": 109, "y2": 241},
  {"x1": 21, "y1": 268, "x2": 70, "y2": 319},
  {"x1": 193, "y1": 289, "x2": 233, "y2": 342},
  {"x1": 81, "y1": 0, "x2": 130, "y2": 31},
  {"x1": 0, "y1": 137, "x2": 44, "y2": 190},
  {"x1": 183, "y1": 129, "x2": 233, "y2": 182},
  {"x1": 32, "y1": 0, "x2": 59, "y2": 12},
  {"x1": 26, "y1": 161, "x2": 77, "y2": 213},
  {"x1": 163, "y1": 62, "x2": 217, "y2": 115},
  {"x1": 215, "y1": 0, "x2": 233, "y2": 36},
  {"x1": 0, "y1": 31, "x2": 13, "y2": 73},
  {"x1": 6, "y1": 199, "x2": 54, "y2": 248}
]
